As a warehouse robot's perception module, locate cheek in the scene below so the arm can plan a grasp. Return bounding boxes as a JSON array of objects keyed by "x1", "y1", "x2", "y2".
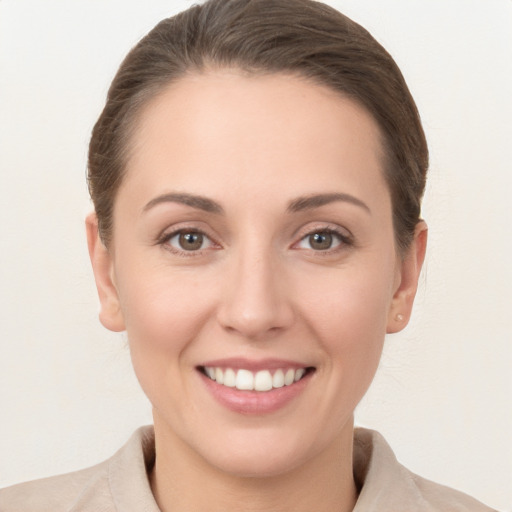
[
  {"x1": 301, "y1": 262, "x2": 393, "y2": 338},
  {"x1": 117, "y1": 262, "x2": 211, "y2": 339},
  {"x1": 299, "y1": 263, "x2": 394, "y2": 385},
  {"x1": 114, "y1": 268, "x2": 216, "y2": 387}
]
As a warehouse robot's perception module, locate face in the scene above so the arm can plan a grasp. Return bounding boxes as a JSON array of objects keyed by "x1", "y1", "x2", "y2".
[{"x1": 88, "y1": 70, "x2": 425, "y2": 478}]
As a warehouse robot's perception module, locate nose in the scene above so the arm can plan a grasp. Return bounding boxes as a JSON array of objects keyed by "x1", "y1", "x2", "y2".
[{"x1": 217, "y1": 247, "x2": 294, "y2": 340}]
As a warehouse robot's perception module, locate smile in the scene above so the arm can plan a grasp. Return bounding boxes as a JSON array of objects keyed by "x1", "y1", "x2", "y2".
[
  {"x1": 202, "y1": 367, "x2": 308, "y2": 392},
  {"x1": 198, "y1": 362, "x2": 316, "y2": 414}
]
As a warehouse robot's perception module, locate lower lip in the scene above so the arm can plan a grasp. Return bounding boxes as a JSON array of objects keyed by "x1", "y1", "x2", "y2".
[{"x1": 199, "y1": 371, "x2": 312, "y2": 415}]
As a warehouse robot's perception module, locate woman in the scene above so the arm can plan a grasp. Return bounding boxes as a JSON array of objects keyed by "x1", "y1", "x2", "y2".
[{"x1": 0, "y1": 0, "x2": 501, "y2": 510}]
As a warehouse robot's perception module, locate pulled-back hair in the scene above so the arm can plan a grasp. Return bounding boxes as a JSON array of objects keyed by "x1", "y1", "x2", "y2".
[{"x1": 88, "y1": 0, "x2": 428, "y2": 252}]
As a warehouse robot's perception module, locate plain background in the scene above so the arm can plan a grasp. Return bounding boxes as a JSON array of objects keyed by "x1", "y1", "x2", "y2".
[{"x1": 0, "y1": 1, "x2": 511, "y2": 510}]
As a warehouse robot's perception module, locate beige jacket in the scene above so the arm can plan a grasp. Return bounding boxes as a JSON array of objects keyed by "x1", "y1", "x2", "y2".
[{"x1": 0, "y1": 426, "x2": 497, "y2": 511}]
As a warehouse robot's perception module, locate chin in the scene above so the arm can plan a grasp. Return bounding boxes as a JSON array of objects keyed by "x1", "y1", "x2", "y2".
[
  {"x1": 210, "y1": 447, "x2": 308, "y2": 479},
  {"x1": 194, "y1": 426, "x2": 326, "y2": 479}
]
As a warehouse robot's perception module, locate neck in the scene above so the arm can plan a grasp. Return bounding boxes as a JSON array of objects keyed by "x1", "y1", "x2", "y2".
[{"x1": 150, "y1": 416, "x2": 358, "y2": 512}]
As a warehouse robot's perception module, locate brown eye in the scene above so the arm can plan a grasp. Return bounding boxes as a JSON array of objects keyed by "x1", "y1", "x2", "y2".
[
  {"x1": 296, "y1": 230, "x2": 345, "y2": 251},
  {"x1": 309, "y1": 232, "x2": 333, "y2": 250},
  {"x1": 178, "y1": 232, "x2": 204, "y2": 250},
  {"x1": 165, "y1": 231, "x2": 211, "y2": 252}
]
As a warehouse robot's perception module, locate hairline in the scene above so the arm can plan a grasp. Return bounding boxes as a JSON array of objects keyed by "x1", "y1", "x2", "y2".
[{"x1": 100, "y1": 64, "x2": 405, "y2": 256}]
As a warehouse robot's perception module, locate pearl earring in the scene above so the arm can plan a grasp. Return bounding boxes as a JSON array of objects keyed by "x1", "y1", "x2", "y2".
[{"x1": 395, "y1": 313, "x2": 404, "y2": 322}]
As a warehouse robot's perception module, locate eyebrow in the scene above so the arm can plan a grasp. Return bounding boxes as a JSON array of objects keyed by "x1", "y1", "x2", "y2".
[
  {"x1": 142, "y1": 191, "x2": 370, "y2": 216},
  {"x1": 142, "y1": 192, "x2": 224, "y2": 214},
  {"x1": 287, "y1": 193, "x2": 371, "y2": 214}
]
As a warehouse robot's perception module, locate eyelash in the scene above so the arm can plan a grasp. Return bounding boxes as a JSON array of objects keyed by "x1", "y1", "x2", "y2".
[
  {"x1": 157, "y1": 227, "x2": 220, "y2": 257},
  {"x1": 293, "y1": 226, "x2": 353, "y2": 254},
  {"x1": 157, "y1": 224, "x2": 353, "y2": 257}
]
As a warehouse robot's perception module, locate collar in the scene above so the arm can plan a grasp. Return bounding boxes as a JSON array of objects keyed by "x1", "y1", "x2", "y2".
[{"x1": 106, "y1": 426, "x2": 491, "y2": 512}]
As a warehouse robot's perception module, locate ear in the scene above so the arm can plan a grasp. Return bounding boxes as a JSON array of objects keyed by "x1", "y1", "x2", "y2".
[
  {"x1": 85, "y1": 212, "x2": 125, "y2": 332},
  {"x1": 386, "y1": 221, "x2": 428, "y2": 334}
]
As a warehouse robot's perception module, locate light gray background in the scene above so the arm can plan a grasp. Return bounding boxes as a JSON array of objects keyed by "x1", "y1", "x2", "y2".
[{"x1": 0, "y1": 1, "x2": 511, "y2": 510}]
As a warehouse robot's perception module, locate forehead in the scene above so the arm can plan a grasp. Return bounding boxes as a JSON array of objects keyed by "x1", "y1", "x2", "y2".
[{"x1": 120, "y1": 69, "x2": 389, "y2": 212}]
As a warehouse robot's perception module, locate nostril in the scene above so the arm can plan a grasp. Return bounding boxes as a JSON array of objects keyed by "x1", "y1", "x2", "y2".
[
  {"x1": 216, "y1": 262, "x2": 294, "y2": 338},
  {"x1": 217, "y1": 300, "x2": 295, "y2": 339}
]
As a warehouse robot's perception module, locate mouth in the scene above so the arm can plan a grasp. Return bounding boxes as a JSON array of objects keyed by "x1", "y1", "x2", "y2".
[{"x1": 199, "y1": 365, "x2": 315, "y2": 392}]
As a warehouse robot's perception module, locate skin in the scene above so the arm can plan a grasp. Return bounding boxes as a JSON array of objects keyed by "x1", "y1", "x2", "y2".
[{"x1": 87, "y1": 70, "x2": 427, "y2": 512}]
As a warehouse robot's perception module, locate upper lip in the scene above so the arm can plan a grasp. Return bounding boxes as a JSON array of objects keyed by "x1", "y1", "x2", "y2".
[{"x1": 198, "y1": 358, "x2": 312, "y2": 372}]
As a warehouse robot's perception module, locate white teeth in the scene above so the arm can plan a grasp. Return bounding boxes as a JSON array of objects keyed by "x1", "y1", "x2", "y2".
[
  {"x1": 204, "y1": 366, "x2": 308, "y2": 391},
  {"x1": 223, "y1": 368, "x2": 236, "y2": 387},
  {"x1": 284, "y1": 369, "x2": 295, "y2": 386},
  {"x1": 235, "y1": 369, "x2": 254, "y2": 390},
  {"x1": 254, "y1": 370, "x2": 273, "y2": 391},
  {"x1": 272, "y1": 369, "x2": 285, "y2": 388}
]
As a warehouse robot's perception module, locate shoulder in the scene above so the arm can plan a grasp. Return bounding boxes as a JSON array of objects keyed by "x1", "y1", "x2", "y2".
[
  {"x1": 0, "y1": 461, "x2": 110, "y2": 512},
  {"x1": 353, "y1": 428, "x2": 497, "y2": 512},
  {"x1": 0, "y1": 426, "x2": 158, "y2": 512}
]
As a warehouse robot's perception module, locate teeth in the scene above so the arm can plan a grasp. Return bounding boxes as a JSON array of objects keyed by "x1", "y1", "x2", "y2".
[
  {"x1": 223, "y1": 368, "x2": 236, "y2": 387},
  {"x1": 204, "y1": 366, "x2": 308, "y2": 391},
  {"x1": 284, "y1": 369, "x2": 295, "y2": 386},
  {"x1": 272, "y1": 369, "x2": 285, "y2": 388},
  {"x1": 236, "y1": 369, "x2": 254, "y2": 390},
  {"x1": 254, "y1": 370, "x2": 273, "y2": 391}
]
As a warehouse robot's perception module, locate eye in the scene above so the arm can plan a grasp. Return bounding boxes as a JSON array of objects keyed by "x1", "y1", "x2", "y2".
[
  {"x1": 165, "y1": 230, "x2": 213, "y2": 252},
  {"x1": 296, "y1": 230, "x2": 346, "y2": 251}
]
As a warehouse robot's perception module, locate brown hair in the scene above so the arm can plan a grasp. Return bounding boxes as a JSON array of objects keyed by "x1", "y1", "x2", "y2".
[{"x1": 88, "y1": 0, "x2": 428, "y2": 252}]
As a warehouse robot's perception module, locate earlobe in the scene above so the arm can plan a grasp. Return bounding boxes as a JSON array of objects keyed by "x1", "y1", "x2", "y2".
[
  {"x1": 85, "y1": 213, "x2": 126, "y2": 332},
  {"x1": 386, "y1": 221, "x2": 428, "y2": 334}
]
